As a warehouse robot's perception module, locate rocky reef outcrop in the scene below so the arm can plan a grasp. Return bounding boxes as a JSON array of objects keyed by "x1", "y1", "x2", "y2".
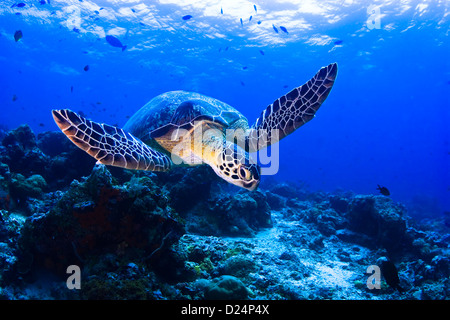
[{"x1": 0, "y1": 124, "x2": 448, "y2": 300}]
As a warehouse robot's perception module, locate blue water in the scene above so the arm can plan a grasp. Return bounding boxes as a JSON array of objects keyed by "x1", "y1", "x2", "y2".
[{"x1": 1, "y1": 0, "x2": 449, "y2": 213}]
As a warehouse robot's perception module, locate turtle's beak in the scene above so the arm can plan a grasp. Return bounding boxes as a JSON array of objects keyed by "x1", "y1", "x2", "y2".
[
  {"x1": 241, "y1": 164, "x2": 260, "y2": 191},
  {"x1": 242, "y1": 179, "x2": 259, "y2": 191}
]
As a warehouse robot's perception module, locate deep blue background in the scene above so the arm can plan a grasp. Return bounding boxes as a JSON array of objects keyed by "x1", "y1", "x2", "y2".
[{"x1": 1, "y1": 0, "x2": 449, "y2": 214}]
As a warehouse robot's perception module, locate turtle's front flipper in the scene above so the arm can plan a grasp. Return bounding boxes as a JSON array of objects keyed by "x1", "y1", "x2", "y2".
[
  {"x1": 247, "y1": 63, "x2": 337, "y2": 151},
  {"x1": 52, "y1": 109, "x2": 172, "y2": 172}
]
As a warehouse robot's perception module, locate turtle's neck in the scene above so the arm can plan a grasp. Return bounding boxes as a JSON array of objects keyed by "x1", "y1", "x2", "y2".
[{"x1": 195, "y1": 124, "x2": 227, "y2": 166}]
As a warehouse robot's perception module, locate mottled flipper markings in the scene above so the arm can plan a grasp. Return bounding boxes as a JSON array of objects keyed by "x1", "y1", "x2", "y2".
[
  {"x1": 52, "y1": 109, "x2": 172, "y2": 171},
  {"x1": 247, "y1": 62, "x2": 338, "y2": 151}
]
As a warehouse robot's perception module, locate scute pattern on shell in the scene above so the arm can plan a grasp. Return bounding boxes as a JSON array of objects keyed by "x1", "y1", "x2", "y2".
[{"x1": 123, "y1": 91, "x2": 248, "y2": 148}]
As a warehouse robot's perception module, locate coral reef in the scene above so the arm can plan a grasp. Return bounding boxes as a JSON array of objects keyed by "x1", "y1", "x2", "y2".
[
  {"x1": 204, "y1": 275, "x2": 250, "y2": 300},
  {"x1": 18, "y1": 162, "x2": 184, "y2": 281},
  {"x1": 0, "y1": 124, "x2": 448, "y2": 300},
  {"x1": 185, "y1": 190, "x2": 272, "y2": 236}
]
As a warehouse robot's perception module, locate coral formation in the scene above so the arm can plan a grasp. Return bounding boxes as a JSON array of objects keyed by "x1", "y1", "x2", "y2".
[
  {"x1": 204, "y1": 275, "x2": 250, "y2": 300},
  {"x1": 0, "y1": 125, "x2": 448, "y2": 300}
]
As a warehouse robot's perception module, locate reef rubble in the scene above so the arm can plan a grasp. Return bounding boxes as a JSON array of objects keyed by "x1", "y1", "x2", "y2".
[{"x1": 0, "y1": 125, "x2": 448, "y2": 300}]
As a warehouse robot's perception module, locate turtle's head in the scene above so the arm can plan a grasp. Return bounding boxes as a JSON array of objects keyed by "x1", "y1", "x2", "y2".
[{"x1": 212, "y1": 142, "x2": 260, "y2": 191}]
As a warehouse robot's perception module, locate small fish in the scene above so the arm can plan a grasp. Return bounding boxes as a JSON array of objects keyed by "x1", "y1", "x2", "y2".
[
  {"x1": 259, "y1": 50, "x2": 265, "y2": 55},
  {"x1": 334, "y1": 40, "x2": 343, "y2": 45},
  {"x1": 16, "y1": 3, "x2": 26, "y2": 8},
  {"x1": 249, "y1": 16, "x2": 252, "y2": 22},
  {"x1": 14, "y1": 30, "x2": 23, "y2": 42},
  {"x1": 39, "y1": 123, "x2": 45, "y2": 127},
  {"x1": 182, "y1": 15, "x2": 192, "y2": 20},
  {"x1": 254, "y1": 5, "x2": 257, "y2": 12},
  {"x1": 257, "y1": 21, "x2": 261, "y2": 25},
  {"x1": 225, "y1": 46, "x2": 229, "y2": 51},
  {"x1": 84, "y1": 65, "x2": 89, "y2": 72},
  {"x1": 131, "y1": 8, "x2": 136, "y2": 13},
  {"x1": 378, "y1": 257, "x2": 403, "y2": 292},
  {"x1": 279, "y1": 26, "x2": 288, "y2": 34},
  {"x1": 283, "y1": 85, "x2": 288, "y2": 88},
  {"x1": 73, "y1": 27, "x2": 80, "y2": 33},
  {"x1": 105, "y1": 35, "x2": 127, "y2": 51},
  {"x1": 39, "y1": 0, "x2": 46, "y2": 5},
  {"x1": 272, "y1": 24, "x2": 278, "y2": 33},
  {"x1": 70, "y1": 86, "x2": 74, "y2": 93},
  {"x1": 240, "y1": 18, "x2": 243, "y2": 26},
  {"x1": 242, "y1": 66, "x2": 248, "y2": 70},
  {"x1": 221, "y1": 7, "x2": 223, "y2": 14},
  {"x1": 376, "y1": 185, "x2": 390, "y2": 196},
  {"x1": 240, "y1": 81, "x2": 245, "y2": 86},
  {"x1": 12, "y1": 94, "x2": 18, "y2": 102}
]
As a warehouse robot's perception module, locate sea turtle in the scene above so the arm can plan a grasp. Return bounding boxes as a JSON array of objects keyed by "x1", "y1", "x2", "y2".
[{"x1": 52, "y1": 63, "x2": 337, "y2": 191}]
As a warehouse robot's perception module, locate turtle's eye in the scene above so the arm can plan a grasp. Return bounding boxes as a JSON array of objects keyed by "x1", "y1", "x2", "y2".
[{"x1": 238, "y1": 165, "x2": 252, "y2": 181}]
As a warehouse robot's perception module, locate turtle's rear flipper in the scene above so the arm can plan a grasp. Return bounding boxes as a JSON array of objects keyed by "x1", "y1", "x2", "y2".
[
  {"x1": 52, "y1": 109, "x2": 172, "y2": 172},
  {"x1": 247, "y1": 62, "x2": 337, "y2": 151}
]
